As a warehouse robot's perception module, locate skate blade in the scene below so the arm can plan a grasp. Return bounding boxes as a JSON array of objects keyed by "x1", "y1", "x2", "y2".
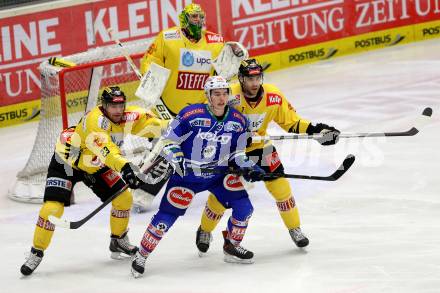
[
  {"x1": 131, "y1": 268, "x2": 143, "y2": 278},
  {"x1": 198, "y1": 251, "x2": 208, "y2": 257},
  {"x1": 223, "y1": 254, "x2": 254, "y2": 264},
  {"x1": 111, "y1": 252, "x2": 131, "y2": 260}
]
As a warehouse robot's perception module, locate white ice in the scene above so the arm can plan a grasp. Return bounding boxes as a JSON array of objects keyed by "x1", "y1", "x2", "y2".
[{"x1": 1, "y1": 39, "x2": 439, "y2": 293}]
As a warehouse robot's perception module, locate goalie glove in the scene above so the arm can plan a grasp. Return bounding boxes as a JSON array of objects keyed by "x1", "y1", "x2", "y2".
[
  {"x1": 213, "y1": 42, "x2": 249, "y2": 80},
  {"x1": 306, "y1": 123, "x2": 340, "y2": 146}
]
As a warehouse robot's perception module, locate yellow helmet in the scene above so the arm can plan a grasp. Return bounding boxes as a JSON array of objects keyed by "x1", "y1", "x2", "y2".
[{"x1": 179, "y1": 3, "x2": 205, "y2": 40}]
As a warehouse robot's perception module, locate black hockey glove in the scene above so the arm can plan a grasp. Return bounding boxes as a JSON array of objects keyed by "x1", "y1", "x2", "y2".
[
  {"x1": 241, "y1": 165, "x2": 266, "y2": 182},
  {"x1": 306, "y1": 123, "x2": 340, "y2": 146},
  {"x1": 230, "y1": 154, "x2": 265, "y2": 182},
  {"x1": 121, "y1": 163, "x2": 142, "y2": 189}
]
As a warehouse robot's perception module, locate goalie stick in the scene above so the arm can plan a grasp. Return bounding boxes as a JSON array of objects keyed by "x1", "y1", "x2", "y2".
[
  {"x1": 192, "y1": 154, "x2": 355, "y2": 181},
  {"x1": 252, "y1": 107, "x2": 433, "y2": 142}
]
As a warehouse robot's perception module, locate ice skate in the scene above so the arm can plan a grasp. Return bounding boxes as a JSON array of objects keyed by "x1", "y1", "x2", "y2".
[
  {"x1": 110, "y1": 230, "x2": 138, "y2": 259},
  {"x1": 131, "y1": 251, "x2": 148, "y2": 278},
  {"x1": 222, "y1": 230, "x2": 254, "y2": 264},
  {"x1": 289, "y1": 227, "x2": 309, "y2": 248},
  {"x1": 20, "y1": 247, "x2": 44, "y2": 276},
  {"x1": 196, "y1": 226, "x2": 212, "y2": 256}
]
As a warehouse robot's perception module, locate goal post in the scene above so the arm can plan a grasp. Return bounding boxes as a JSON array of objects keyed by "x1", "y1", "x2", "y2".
[{"x1": 8, "y1": 40, "x2": 152, "y2": 203}]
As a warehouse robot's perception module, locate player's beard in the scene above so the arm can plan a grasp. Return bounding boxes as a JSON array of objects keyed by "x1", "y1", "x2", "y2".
[{"x1": 244, "y1": 85, "x2": 262, "y2": 102}]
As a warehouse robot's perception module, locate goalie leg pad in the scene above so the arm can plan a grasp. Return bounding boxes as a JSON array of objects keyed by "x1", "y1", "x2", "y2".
[
  {"x1": 137, "y1": 157, "x2": 173, "y2": 194},
  {"x1": 133, "y1": 156, "x2": 174, "y2": 213},
  {"x1": 132, "y1": 190, "x2": 155, "y2": 213}
]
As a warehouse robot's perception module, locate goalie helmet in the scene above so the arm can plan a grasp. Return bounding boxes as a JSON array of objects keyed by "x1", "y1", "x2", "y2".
[
  {"x1": 179, "y1": 3, "x2": 205, "y2": 40},
  {"x1": 204, "y1": 76, "x2": 230, "y2": 102},
  {"x1": 101, "y1": 86, "x2": 126, "y2": 104},
  {"x1": 238, "y1": 59, "x2": 264, "y2": 78}
]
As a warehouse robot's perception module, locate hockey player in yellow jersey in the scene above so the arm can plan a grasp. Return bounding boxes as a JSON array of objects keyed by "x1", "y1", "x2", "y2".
[
  {"x1": 140, "y1": 3, "x2": 225, "y2": 116},
  {"x1": 196, "y1": 59, "x2": 341, "y2": 251},
  {"x1": 134, "y1": 3, "x2": 247, "y2": 212},
  {"x1": 20, "y1": 86, "x2": 167, "y2": 276}
]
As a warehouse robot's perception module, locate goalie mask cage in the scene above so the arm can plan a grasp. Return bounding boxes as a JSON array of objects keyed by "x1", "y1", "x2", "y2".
[{"x1": 8, "y1": 40, "x2": 152, "y2": 203}]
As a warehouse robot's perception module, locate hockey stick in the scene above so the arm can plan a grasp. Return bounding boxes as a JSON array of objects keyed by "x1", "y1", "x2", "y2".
[
  {"x1": 194, "y1": 154, "x2": 355, "y2": 181},
  {"x1": 252, "y1": 107, "x2": 433, "y2": 142},
  {"x1": 108, "y1": 28, "x2": 142, "y2": 79},
  {"x1": 49, "y1": 184, "x2": 129, "y2": 229},
  {"x1": 107, "y1": 28, "x2": 172, "y2": 121}
]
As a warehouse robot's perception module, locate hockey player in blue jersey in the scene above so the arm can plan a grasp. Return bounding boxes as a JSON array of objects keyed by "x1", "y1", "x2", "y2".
[{"x1": 131, "y1": 76, "x2": 266, "y2": 277}]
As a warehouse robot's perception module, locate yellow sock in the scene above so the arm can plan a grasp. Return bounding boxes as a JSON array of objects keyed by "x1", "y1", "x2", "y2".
[
  {"x1": 265, "y1": 178, "x2": 301, "y2": 229},
  {"x1": 110, "y1": 189, "x2": 132, "y2": 236},
  {"x1": 33, "y1": 201, "x2": 64, "y2": 250},
  {"x1": 200, "y1": 193, "x2": 226, "y2": 232}
]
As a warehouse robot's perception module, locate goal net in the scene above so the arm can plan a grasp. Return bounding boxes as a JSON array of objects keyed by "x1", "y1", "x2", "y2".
[{"x1": 8, "y1": 40, "x2": 152, "y2": 203}]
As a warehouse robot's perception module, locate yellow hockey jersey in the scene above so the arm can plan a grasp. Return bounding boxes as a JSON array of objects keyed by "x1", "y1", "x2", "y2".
[
  {"x1": 140, "y1": 26, "x2": 224, "y2": 115},
  {"x1": 229, "y1": 83, "x2": 311, "y2": 151},
  {"x1": 55, "y1": 105, "x2": 167, "y2": 174}
]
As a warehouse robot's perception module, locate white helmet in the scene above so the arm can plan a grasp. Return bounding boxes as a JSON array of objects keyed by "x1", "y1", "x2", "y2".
[{"x1": 204, "y1": 76, "x2": 230, "y2": 102}]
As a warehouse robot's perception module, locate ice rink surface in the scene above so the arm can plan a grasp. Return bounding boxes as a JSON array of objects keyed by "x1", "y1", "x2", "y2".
[{"x1": 1, "y1": 39, "x2": 439, "y2": 293}]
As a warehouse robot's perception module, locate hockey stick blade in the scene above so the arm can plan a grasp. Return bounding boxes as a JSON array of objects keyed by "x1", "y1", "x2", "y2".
[
  {"x1": 339, "y1": 127, "x2": 419, "y2": 138},
  {"x1": 279, "y1": 154, "x2": 355, "y2": 181},
  {"x1": 422, "y1": 107, "x2": 433, "y2": 117},
  {"x1": 253, "y1": 107, "x2": 433, "y2": 142},
  {"x1": 341, "y1": 107, "x2": 432, "y2": 138},
  {"x1": 49, "y1": 185, "x2": 129, "y2": 230}
]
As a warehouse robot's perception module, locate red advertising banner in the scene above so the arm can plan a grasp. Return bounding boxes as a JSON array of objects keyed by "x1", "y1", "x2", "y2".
[
  {"x1": 0, "y1": 0, "x2": 192, "y2": 107},
  {"x1": 211, "y1": 0, "x2": 347, "y2": 55},
  {"x1": 199, "y1": 0, "x2": 440, "y2": 57}
]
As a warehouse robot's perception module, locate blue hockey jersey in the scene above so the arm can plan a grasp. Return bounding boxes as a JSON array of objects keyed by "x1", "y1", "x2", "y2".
[{"x1": 162, "y1": 103, "x2": 249, "y2": 180}]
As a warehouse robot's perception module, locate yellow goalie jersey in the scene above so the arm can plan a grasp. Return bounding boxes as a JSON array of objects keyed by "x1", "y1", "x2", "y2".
[
  {"x1": 140, "y1": 26, "x2": 224, "y2": 115},
  {"x1": 55, "y1": 105, "x2": 166, "y2": 174},
  {"x1": 229, "y1": 83, "x2": 311, "y2": 151}
]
